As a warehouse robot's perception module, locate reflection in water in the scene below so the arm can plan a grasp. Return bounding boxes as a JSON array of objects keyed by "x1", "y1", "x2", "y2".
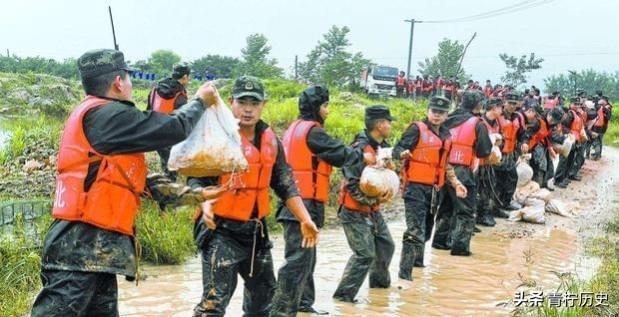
[{"x1": 118, "y1": 219, "x2": 578, "y2": 317}]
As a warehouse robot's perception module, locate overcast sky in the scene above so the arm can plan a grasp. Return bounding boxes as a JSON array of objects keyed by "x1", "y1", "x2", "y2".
[{"x1": 1, "y1": 0, "x2": 616, "y2": 89}]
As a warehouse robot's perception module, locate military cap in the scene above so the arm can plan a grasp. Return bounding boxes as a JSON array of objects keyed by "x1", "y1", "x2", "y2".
[
  {"x1": 365, "y1": 105, "x2": 394, "y2": 121},
  {"x1": 232, "y1": 76, "x2": 266, "y2": 101},
  {"x1": 77, "y1": 49, "x2": 134, "y2": 79},
  {"x1": 505, "y1": 93, "x2": 522, "y2": 102},
  {"x1": 547, "y1": 107, "x2": 564, "y2": 123},
  {"x1": 428, "y1": 96, "x2": 450, "y2": 111},
  {"x1": 485, "y1": 97, "x2": 504, "y2": 109},
  {"x1": 299, "y1": 85, "x2": 329, "y2": 113},
  {"x1": 569, "y1": 97, "x2": 581, "y2": 104}
]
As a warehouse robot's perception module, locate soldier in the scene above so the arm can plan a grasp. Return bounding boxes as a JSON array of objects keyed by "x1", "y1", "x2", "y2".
[
  {"x1": 521, "y1": 100, "x2": 554, "y2": 188},
  {"x1": 190, "y1": 76, "x2": 319, "y2": 317},
  {"x1": 554, "y1": 97, "x2": 585, "y2": 188},
  {"x1": 147, "y1": 63, "x2": 191, "y2": 181},
  {"x1": 270, "y1": 86, "x2": 367, "y2": 316},
  {"x1": 393, "y1": 96, "x2": 468, "y2": 281},
  {"x1": 494, "y1": 93, "x2": 528, "y2": 212},
  {"x1": 431, "y1": 91, "x2": 493, "y2": 256},
  {"x1": 476, "y1": 98, "x2": 505, "y2": 227},
  {"x1": 333, "y1": 105, "x2": 396, "y2": 303},
  {"x1": 590, "y1": 96, "x2": 612, "y2": 160},
  {"x1": 30, "y1": 49, "x2": 221, "y2": 317}
]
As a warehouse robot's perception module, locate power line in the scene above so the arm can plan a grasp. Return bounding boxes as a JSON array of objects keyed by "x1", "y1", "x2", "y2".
[{"x1": 422, "y1": 0, "x2": 554, "y2": 23}]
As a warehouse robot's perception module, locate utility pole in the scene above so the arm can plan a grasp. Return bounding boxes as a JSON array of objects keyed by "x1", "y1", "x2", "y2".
[
  {"x1": 294, "y1": 55, "x2": 298, "y2": 80},
  {"x1": 405, "y1": 19, "x2": 420, "y2": 78},
  {"x1": 108, "y1": 6, "x2": 119, "y2": 50}
]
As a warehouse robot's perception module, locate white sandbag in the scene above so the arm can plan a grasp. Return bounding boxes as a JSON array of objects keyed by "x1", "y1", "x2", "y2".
[
  {"x1": 530, "y1": 188, "x2": 552, "y2": 203},
  {"x1": 520, "y1": 199, "x2": 546, "y2": 224},
  {"x1": 516, "y1": 155, "x2": 534, "y2": 187},
  {"x1": 545, "y1": 199, "x2": 573, "y2": 217},
  {"x1": 168, "y1": 96, "x2": 248, "y2": 177},
  {"x1": 359, "y1": 147, "x2": 400, "y2": 200},
  {"x1": 514, "y1": 181, "x2": 540, "y2": 205}
]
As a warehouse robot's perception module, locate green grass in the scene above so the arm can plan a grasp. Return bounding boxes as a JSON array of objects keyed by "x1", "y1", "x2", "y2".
[
  {"x1": 0, "y1": 114, "x2": 62, "y2": 165},
  {"x1": 135, "y1": 200, "x2": 197, "y2": 264}
]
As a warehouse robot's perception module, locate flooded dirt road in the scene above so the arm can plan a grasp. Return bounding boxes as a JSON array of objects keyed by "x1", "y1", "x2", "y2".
[{"x1": 118, "y1": 148, "x2": 619, "y2": 317}]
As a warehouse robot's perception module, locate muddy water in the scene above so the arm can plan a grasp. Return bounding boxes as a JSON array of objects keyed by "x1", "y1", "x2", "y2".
[{"x1": 118, "y1": 148, "x2": 619, "y2": 317}]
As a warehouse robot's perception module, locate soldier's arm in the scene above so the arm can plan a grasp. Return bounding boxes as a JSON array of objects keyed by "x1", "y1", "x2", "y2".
[
  {"x1": 445, "y1": 163, "x2": 464, "y2": 189},
  {"x1": 392, "y1": 124, "x2": 419, "y2": 160},
  {"x1": 84, "y1": 99, "x2": 205, "y2": 155},
  {"x1": 474, "y1": 122, "x2": 493, "y2": 158},
  {"x1": 306, "y1": 127, "x2": 362, "y2": 168}
]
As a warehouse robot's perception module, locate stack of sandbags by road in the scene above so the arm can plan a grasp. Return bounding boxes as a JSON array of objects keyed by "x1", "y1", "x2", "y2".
[{"x1": 509, "y1": 155, "x2": 574, "y2": 224}]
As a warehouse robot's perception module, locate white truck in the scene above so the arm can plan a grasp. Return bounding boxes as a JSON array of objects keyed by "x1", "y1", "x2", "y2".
[{"x1": 359, "y1": 65, "x2": 398, "y2": 97}]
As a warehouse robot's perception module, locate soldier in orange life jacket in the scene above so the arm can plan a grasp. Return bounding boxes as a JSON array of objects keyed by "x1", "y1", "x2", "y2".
[
  {"x1": 332, "y1": 105, "x2": 396, "y2": 303},
  {"x1": 520, "y1": 100, "x2": 555, "y2": 189},
  {"x1": 396, "y1": 71, "x2": 407, "y2": 97},
  {"x1": 493, "y1": 93, "x2": 528, "y2": 213},
  {"x1": 31, "y1": 49, "x2": 222, "y2": 317},
  {"x1": 431, "y1": 91, "x2": 493, "y2": 256},
  {"x1": 476, "y1": 98, "x2": 507, "y2": 227},
  {"x1": 270, "y1": 86, "x2": 367, "y2": 316},
  {"x1": 591, "y1": 96, "x2": 612, "y2": 160},
  {"x1": 554, "y1": 97, "x2": 587, "y2": 188},
  {"x1": 189, "y1": 76, "x2": 319, "y2": 317},
  {"x1": 147, "y1": 63, "x2": 191, "y2": 182},
  {"x1": 393, "y1": 96, "x2": 468, "y2": 281}
]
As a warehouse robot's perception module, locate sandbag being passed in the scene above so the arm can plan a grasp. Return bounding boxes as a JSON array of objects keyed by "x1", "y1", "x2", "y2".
[
  {"x1": 359, "y1": 147, "x2": 400, "y2": 201},
  {"x1": 168, "y1": 96, "x2": 248, "y2": 177}
]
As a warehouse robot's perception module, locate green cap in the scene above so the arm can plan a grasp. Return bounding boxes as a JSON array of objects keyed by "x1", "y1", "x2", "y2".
[
  {"x1": 505, "y1": 93, "x2": 522, "y2": 102},
  {"x1": 428, "y1": 96, "x2": 450, "y2": 111},
  {"x1": 232, "y1": 76, "x2": 266, "y2": 101},
  {"x1": 77, "y1": 49, "x2": 134, "y2": 79},
  {"x1": 569, "y1": 97, "x2": 581, "y2": 104},
  {"x1": 365, "y1": 105, "x2": 394, "y2": 121}
]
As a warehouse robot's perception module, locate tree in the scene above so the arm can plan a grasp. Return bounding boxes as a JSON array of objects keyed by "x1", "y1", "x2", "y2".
[
  {"x1": 418, "y1": 38, "x2": 468, "y2": 79},
  {"x1": 238, "y1": 34, "x2": 283, "y2": 78},
  {"x1": 544, "y1": 69, "x2": 619, "y2": 100},
  {"x1": 298, "y1": 25, "x2": 370, "y2": 88},
  {"x1": 147, "y1": 50, "x2": 181, "y2": 77},
  {"x1": 499, "y1": 53, "x2": 543, "y2": 88},
  {"x1": 191, "y1": 54, "x2": 240, "y2": 79}
]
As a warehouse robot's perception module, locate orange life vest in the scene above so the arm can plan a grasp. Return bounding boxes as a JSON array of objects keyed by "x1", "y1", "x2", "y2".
[
  {"x1": 396, "y1": 76, "x2": 406, "y2": 87},
  {"x1": 212, "y1": 128, "x2": 277, "y2": 222},
  {"x1": 479, "y1": 117, "x2": 500, "y2": 166},
  {"x1": 149, "y1": 87, "x2": 187, "y2": 114},
  {"x1": 483, "y1": 87, "x2": 493, "y2": 98},
  {"x1": 528, "y1": 118, "x2": 549, "y2": 149},
  {"x1": 339, "y1": 145, "x2": 379, "y2": 213},
  {"x1": 499, "y1": 113, "x2": 519, "y2": 154},
  {"x1": 405, "y1": 122, "x2": 451, "y2": 188},
  {"x1": 448, "y1": 116, "x2": 480, "y2": 169},
  {"x1": 594, "y1": 106, "x2": 606, "y2": 128},
  {"x1": 569, "y1": 110, "x2": 584, "y2": 142},
  {"x1": 282, "y1": 119, "x2": 333, "y2": 203},
  {"x1": 52, "y1": 96, "x2": 147, "y2": 236}
]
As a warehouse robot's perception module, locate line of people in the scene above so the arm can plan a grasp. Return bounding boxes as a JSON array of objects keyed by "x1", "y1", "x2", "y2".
[{"x1": 31, "y1": 48, "x2": 613, "y2": 317}]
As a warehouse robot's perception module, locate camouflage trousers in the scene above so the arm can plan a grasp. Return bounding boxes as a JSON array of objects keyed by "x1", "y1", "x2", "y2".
[
  {"x1": 333, "y1": 207, "x2": 394, "y2": 302},
  {"x1": 193, "y1": 229, "x2": 276, "y2": 317},
  {"x1": 555, "y1": 145, "x2": 576, "y2": 183},
  {"x1": 494, "y1": 153, "x2": 518, "y2": 207},
  {"x1": 433, "y1": 181, "x2": 478, "y2": 254},
  {"x1": 399, "y1": 183, "x2": 435, "y2": 280},
  {"x1": 590, "y1": 133, "x2": 604, "y2": 159},
  {"x1": 31, "y1": 269, "x2": 119, "y2": 317},
  {"x1": 270, "y1": 221, "x2": 317, "y2": 317},
  {"x1": 156, "y1": 146, "x2": 177, "y2": 182},
  {"x1": 571, "y1": 143, "x2": 586, "y2": 176}
]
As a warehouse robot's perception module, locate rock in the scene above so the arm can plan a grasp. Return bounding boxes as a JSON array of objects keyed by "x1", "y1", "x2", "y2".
[
  {"x1": 29, "y1": 96, "x2": 54, "y2": 107},
  {"x1": 339, "y1": 92, "x2": 353, "y2": 101},
  {"x1": 23, "y1": 159, "x2": 44, "y2": 172},
  {"x1": 8, "y1": 89, "x2": 32, "y2": 103}
]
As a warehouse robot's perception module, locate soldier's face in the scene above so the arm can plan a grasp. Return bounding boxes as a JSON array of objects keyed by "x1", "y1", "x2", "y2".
[
  {"x1": 428, "y1": 108, "x2": 448, "y2": 126},
  {"x1": 319, "y1": 102, "x2": 329, "y2": 120},
  {"x1": 376, "y1": 120, "x2": 392, "y2": 138},
  {"x1": 230, "y1": 97, "x2": 265, "y2": 128},
  {"x1": 115, "y1": 72, "x2": 133, "y2": 101}
]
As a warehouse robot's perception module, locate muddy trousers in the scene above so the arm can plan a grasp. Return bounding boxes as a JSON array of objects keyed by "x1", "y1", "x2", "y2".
[
  {"x1": 399, "y1": 183, "x2": 435, "y2": 280},
  {"x1": 156, "y1": 146, "x2": 177, "y2": 182},
  {"x1": 270, "y1": 221, "x2": 317, "y2": 317},
  {"x1": 571, "y1": 143, "x2": 586, "y2": 177},
  {"x1": 31, "y1": 269, "x2": 119, "y2": 317},
  {"x1": 477, "y1": 165, "x2": 498, "y2": 220},
  {"x1": 333, "y1": 208, "x2": 395, "y2": 301},
  {"x1": 591, "y1": 133, "x2": 604, "y2": 159},
  {"x1": 433, "y1": 179, "x2": 477, "y2": 254},
  {"x1": 193, "y1": 232, "x2": 276, "y2": 317},
  {"x1": 494, "y1": 153, "x2": 518, "y2": 207},
  {"x1": 555, "y1": 147, "x2": 576, "y2": 183}
]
